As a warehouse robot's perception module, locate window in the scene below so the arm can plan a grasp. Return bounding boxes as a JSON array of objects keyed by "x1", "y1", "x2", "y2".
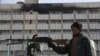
[
  {"x1": 50, "y1": 11, "x2": 62, "y2": 14},
  {"x1": 89, "y1": 19, "x2": 100, "y2": 23},
  {"x1": 63, "y1": 10, "x2": 74, "y2": 14},
  {"x1": 76, "y1": 9, "x2": 87, "y2": 14},
  {"x1": 0, "y1": 21, "x2": 10, "y2": 24},
  {"x1": 50, "y1": 30, "x2": 61, "y2": 34},
  {"x1": 63, "y1": 30, "x2": 71, "y2": 32},
  {"x1": 89, "y1": 9, "x2": 100, "y2": 13},
  {"x1": 0, "y1": 31, "x2": 2, "y2": 34},
  {"x1": 1, "y1": 11, "x2": 11, "y2": 15},
  {"x1": 63, "y1": 20, "x2": 74, "y2": 23},
  {"x1": 14, "y1": 11, "x2": 23, "y2": 14},
  {"x1": 76, "y1": 19, "x2": 87, "y2": 22},
  {"x1": 50, "y1": 20, "x2": 61, "y2": 23},
  {"x1": 38, "y1": 30, "x2": 48, "y2": 34},
  {"x1": 12, "y1": 30, "x2": 23, "y2": 34},
  {"x1": 29, "y1": 30, "x2": 32, "y2": 34},
  {"x1": 98, "y1": 41, "x2": 100, "y2": 45},
  {"x1": 0, "y1": 40, "x2": 7, "y2": 45},
  {"x1": 1, "y1": 30, "x2": 10, "y2": 34},
  {"x1": 38, "y1": 20, "x2": 49, "y2": 24},
  {"x1": 13, "y1": 21, "x2": 23, "y2": 24},
  {"x1": 29, "y1": 20, "x2": 32, "y2": 24}
]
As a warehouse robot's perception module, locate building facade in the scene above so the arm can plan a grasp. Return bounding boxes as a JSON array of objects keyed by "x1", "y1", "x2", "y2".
[
  {"x1": 0, "y1": 2, "x2": 100, "y2": 56},
  {"x1": 25, "y1": 0, "x2": 38, "y2": 3}
]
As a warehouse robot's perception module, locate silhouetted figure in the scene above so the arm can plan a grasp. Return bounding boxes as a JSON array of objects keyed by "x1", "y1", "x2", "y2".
[{"x1": 47, "y1": 22, "x2": 97, "y2": 56}]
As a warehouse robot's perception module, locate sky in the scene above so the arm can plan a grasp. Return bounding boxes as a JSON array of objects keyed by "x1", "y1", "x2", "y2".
[{"x1": 0, "y1": 0, "x2": 100, "y2": 3}]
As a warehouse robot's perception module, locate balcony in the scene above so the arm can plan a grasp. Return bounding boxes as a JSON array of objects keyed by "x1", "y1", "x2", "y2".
[
  {"x1": 10, "y1": 44, "x2": 26, "y2": 51},
  {"x1": 38, "y1": 14, "x2": 49, "y2": 20},
  {"x1": 89, "y1": 13, "x2": 100, "y2": 19},
  {"x1": 25, "y1": 24, "x2": 36, "y2": 30},
  {"x1": 90, "y1": 23, "x2": 100, "y2": 29},
  {"x1": 0, "y1": 45, "x2": 8, "y2": 51},
  {"x1": 37, "y1": 24, "x2": 48, "y2": 30},
  {"x1": 38, "y1": 13, "x2": 100, "y2": 20},
  {"x1": 0, "y1": 14, "x2": 24, "y2": 20},
  {"x1": 38, "y1": 33, "x2": 49, "y2": 37},
  {"x1": 97, "y1": 45, "x2": 100, "y2": 51},
  {"x1": 75, "y1": 14, "x2": 88, "y2": 19},
  {"x1": 1, "y1": 34, "x2": 34, "y2": 40},
  {"x1": 63, "y1": 33, "x2": 72, "y2": 40},
  {"x1": 0, "y1": 24, "x2": 36, "y2": 30},
  {"x1": 0, "y1": 44, "x2": 26, "y2": 51},
  {"x1": 50, "y1": 33, "x2": 72, "y2": 40},
  {"x1": 0, "y1": 13, "x2": 100, "y2": 20},
  {"x1": 0, "y1": 24, "x2": 10, "y2": 30},
  {"x1": 12, "y1": 34, "x2": 34, "y2": 39},
  {"x1": 50, "y1": 24, "x2": 61, "y2": 29},
  {"x1": 50, "y1": 34, "x2": 62, "y2": 39},
  {"x1": 0, "y1": 34, "x2": 10, "y2": 40},
  {"x1": 25, "y1": 14, "x2": 37, "y2": 20},
  {"x1": 63, "y1": 23, "x2": 71, "y2": 29},
  {"x1": 0, "y1": 4, "x2": 22, "y2": 11},
  {"x1": 0, "y1": 23, "x2": 99, "y2": 30},
  {"x1": 0, "y1": 14, "x2": 11, "y2": 20},
  {"x1": 63, "y1": 23, "x2": 100, "y2": 30},
  {"x1": 63, "y1": 14, "x2": 74, "y2": 20},
  {"x1": 50, "y1": 14, "x2": 61, "y2": 20},
  {"x1": 12, "y1": 14, "x2": 24, "y2": 20},
  {"x1": 37, "y1": 33, "x2": 71, "y2": 40},
  {"x1": 11, "y1": 24, "x2": 23, "y2": 30},
  {"x1": 63, "y1": 13, "x2": 100, "y2": 20},
  {"x1": 90, "y1": 33, "x2": 100, "y2": 40}
]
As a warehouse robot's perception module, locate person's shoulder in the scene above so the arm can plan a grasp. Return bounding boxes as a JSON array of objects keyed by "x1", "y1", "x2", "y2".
[
  {"x1": 81, "y1": 33, "x2": 90, "y2": 41},
  {"x1": 82, "y1": 34, "x2": 96, "y2": 50}
]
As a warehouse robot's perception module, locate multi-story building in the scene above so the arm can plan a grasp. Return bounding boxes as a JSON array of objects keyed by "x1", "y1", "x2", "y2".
[{"x1": 0, "y1": 1, "x2": 100, "y2": 56}]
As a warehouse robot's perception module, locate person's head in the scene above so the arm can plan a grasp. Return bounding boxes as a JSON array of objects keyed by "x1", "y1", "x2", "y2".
[{"x1": 71, "y1": 22, "x2": 82, "y2": 35}]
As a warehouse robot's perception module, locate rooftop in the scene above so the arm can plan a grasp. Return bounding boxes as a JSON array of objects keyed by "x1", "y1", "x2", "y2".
[{"x1": 0, "y1": 2, "x2": 100, "y2": 12}]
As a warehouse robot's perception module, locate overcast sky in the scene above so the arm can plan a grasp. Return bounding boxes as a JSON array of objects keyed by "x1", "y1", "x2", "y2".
[{"x1": 1, "y1": 0, "x2": 100, "y2": 3}]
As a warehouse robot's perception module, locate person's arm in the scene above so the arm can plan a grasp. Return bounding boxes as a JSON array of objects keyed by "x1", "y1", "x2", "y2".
[
  {"x1": 48, "y1": 42, "x2": 70, "y2": 54},
  {"x1": 84, "y1": 38, "x2": 94, "y2": 56}
]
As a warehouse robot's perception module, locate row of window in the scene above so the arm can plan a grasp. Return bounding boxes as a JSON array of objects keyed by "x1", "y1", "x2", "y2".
[
  {"x1": 0, "y1": 9, "x2": 100, "y2": 14},
  {"x1": 51, "y1": 9, "x2": 100, "y2": 14},
  {"x1": 0, "y1": 29, "x2": 100, "y2": 34},
  {"x1": 0, "y1": 19, "x2": 100, "y2": 24}
]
